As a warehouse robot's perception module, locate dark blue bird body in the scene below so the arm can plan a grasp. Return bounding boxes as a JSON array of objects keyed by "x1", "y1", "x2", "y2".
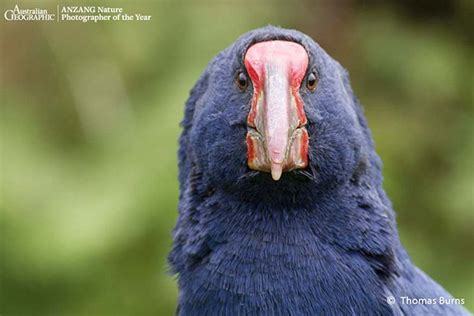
[{"x1": 169, "y1": 27, "x2": 469, "y2": 315}]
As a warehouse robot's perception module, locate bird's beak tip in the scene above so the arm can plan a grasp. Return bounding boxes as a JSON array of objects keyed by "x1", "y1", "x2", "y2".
[{"x1": 271, "y1": 163, "x2": 283, "y2": 181}]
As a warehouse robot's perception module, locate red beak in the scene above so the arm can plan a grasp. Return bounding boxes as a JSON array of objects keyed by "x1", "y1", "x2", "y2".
[{"x1": 244, "y1": 41, "x2": 309, "y2": 180}]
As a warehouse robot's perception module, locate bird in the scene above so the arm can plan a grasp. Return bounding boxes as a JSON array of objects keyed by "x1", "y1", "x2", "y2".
[{"x1": 168, "y1": 26, "x2": 470, "y2": 316}]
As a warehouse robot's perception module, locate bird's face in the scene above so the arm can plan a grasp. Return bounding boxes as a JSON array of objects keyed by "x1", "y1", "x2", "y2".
[{"x1": 188, "y1": 27, "x2": 369, "y2": 192}]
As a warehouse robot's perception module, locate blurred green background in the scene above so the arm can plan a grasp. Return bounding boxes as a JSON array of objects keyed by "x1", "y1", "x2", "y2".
[{"x1": 1, "y1": 0, "x2": 472, "y2": 315}]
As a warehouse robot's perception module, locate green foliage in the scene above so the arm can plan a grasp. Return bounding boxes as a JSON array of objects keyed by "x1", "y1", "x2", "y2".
[{"x1": 1, "y1": 1, "x2": 472, "y2": 314}]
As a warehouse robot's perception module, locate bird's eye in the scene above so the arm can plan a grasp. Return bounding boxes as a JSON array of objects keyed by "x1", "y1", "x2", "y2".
[
  {"x1": 306, "y1": 72, "x2": 318, "y2": 92},
  {"x1": 236, "y1": 72, "x2": 248, "y2": 91}
]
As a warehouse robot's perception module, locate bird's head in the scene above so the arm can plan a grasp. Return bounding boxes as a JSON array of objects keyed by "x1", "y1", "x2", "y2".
[{"x1": 182, "y1": 26, "x2": 379, "y2": 198}]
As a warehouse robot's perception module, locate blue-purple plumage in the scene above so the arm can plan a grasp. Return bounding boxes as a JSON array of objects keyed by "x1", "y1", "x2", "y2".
[{"x1": 169, "y1": 26, "x2": 469, "y2": 316}]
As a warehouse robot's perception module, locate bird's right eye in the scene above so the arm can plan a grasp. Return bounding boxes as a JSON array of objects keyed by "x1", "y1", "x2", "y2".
[{"x1": 236, "y1": 72, "x2": 248, "y2": 91}]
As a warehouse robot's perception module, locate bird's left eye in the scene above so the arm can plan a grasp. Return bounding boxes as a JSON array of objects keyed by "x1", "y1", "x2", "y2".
[
  {"x1": 306, "y1": 72, "x2": 318, "y2": 92},
  {"x1": 236, "y1": 72, "x2": 248, "y2": 91}
]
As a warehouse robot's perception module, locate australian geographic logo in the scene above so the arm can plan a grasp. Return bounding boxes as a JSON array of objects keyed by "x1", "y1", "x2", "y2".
[{"x1": 4, "y1": 4, "x2": 55, "y2": 21}]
